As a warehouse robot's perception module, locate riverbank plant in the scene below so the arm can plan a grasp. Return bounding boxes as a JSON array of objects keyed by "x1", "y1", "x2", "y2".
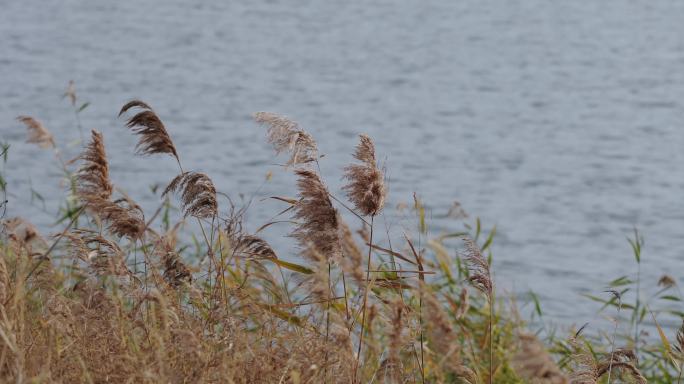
[{"x1": 1, "y1": 90, "x2": 682, "y2": 383}]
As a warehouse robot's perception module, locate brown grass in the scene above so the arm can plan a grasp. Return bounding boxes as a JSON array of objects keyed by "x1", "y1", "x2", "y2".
[{"x1": 0, "y1": 98, "x2": 670, "y2": 384}]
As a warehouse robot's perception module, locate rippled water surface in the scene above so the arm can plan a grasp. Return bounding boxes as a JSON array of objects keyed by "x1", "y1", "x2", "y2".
[{"x1": 2, "y1": 1, "x2": 684, "y2": 323}]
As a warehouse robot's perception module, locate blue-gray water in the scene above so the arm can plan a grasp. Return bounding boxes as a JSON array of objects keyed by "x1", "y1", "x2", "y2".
[{"x1": 2, "y1": 1, "x2": 684, "y2": 326}]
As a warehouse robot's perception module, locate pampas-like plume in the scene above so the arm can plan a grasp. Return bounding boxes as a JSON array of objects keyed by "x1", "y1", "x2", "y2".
[
  {"x1": 157, "y1": 236, "x2": 192, "y2": 287},
  {"x1": 163, "y1": 172, "x2": 218, "y2": 219},
  {"x1": 342, "y1": 134, "x2": 385, "y2": 216},
  {"x1": 234, "y1": 234, "x2": 277, "y2": 260},
  {"x1": 463, "y1": 237, "x2": 492, "y2": 298},
  {"x1": 119, "y1": 100, "x2": 180, "y2": 163},
  {"x1": 88, "y1": 198, "x2": 146, "y2": 239},
  {"x1": 292, "y1": 169, "x2": 340, "y2": 262},
  {"x1": 254, "y1": 112, "x2": 318, "y2": 166},
  {"x1": 2, "y1": 217, "x2": 48, "y2": 251},
  {"x1": 65, "y1": 230, "x2": 132, "y2": 277},
  {"x1": 77, "y1": 130, "x2": 113, "y2": 201},
  {"x1": 594, "y1": 349, "x2": 646, "y2": 384},
  {"x1": 658, "y1": 274, "x2": 676, "y2": 289},
  {"x1": 17, "y1": 116, "x2": 55, "y2": 148},
  {"x1": 677, "y1": 320, "x2": 684, "y2": 355},
  {"x1": 513, "y1": 333, "x2": 568, "y2": 384},
  {"x1": 74, "y1": 132, "x2": 145, "y2": 239}
]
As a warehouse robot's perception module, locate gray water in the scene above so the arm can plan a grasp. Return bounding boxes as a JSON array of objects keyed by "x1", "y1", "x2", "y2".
[{"x1": 2, "y1": 1, "x2": 684, "y2": 325}]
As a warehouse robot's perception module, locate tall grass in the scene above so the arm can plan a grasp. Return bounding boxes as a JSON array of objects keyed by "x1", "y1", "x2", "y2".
[{"x1": 1, "y1": 91, "x2": 683, "y2": 383}]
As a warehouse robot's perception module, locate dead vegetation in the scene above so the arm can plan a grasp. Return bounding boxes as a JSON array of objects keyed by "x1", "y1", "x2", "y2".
[{"x1": 1, "y1": 97, "x2": 679, "y2": 383}]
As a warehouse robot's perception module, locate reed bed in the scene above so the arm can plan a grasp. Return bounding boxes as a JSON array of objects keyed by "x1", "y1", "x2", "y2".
[{"x1": 1, "y1": 90, "x2": 683, "y2": 383}]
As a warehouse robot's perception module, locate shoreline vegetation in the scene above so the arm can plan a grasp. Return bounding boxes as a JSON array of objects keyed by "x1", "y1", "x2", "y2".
[{"x1": 1, "y1": 85, "x2": 682, "y2": 383}]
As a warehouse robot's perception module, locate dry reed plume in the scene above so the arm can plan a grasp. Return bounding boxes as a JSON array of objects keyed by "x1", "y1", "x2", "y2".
[
  {"x1": 343, "y1": 134, "x2": 385, "y2": 217},
  {"x1": 234, "y1": 234, "x2": 277, "y2": 260},
  {"x1": 292, "y1": 169, "x2": 340, "y2": 261},
  {"x1": 463, "y1": 237, "x2": 492, "y2": 297},
  {"x1": 163, "y1": 171, "x2": 218, "y2": 219},
  {"x1": 17, "y1": 115, "x2": 54, "y2": 148},
  {"x1": 77, "y1": 130, "x2": 113, "y2": 200},
  {"x1": 157, "y1": 234, "x2": 192, "y2": 287},
  {"x1": 119, "y1": 100, "x2": 180, "y2": 163},
  {"x1": 254, "y1": 112, "x2": 318, "y2": 166},
  {"x1": 3, "y1": 95, "x2": 681, "y2": 384},
  {"x1": 513, "y1": 333, "x2": 568, "y2": 384},
  {"x1": 76, "y1": 131, "x2": 145, "y2": 239}
]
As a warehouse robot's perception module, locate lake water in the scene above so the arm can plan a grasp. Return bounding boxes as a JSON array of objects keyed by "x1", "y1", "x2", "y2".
[{"x1": 2, "y1": 0, "x2": 684, "y2": 326}]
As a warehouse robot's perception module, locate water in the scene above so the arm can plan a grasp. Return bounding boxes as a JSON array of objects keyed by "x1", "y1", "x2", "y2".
[{"x1": 2, "y1": 0, "x2": 684, "y2": 325}]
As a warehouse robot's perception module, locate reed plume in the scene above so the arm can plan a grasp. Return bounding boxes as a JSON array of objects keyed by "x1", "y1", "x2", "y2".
[
  {"x1": 292, "y1": 169, "x2": 340, "y2": 261},
  {"x1": 75, "y1": 131, "x2": 144, "y2": 239},
  {"x1": 595, "y1": 349, "x2": 646, "y2": 384},
  {"x1": 463, "y1": 236, "x2": 494, "y2": 383},
  {"x1": 569, "y1": 342, "x2": 640, "y2": 383},
  {"x1": 463, "y1": 237, "x2": 492, "y2": 298},
  {"x1": 675, "y1": 320, "x2": 684, "y2": 384},
  {"x1": 77, "y1": 130, "x2": 113, "y2": 200},
  {"x1": 677, "y1": 320, "x2": 684, "y2": 355},
  {"x1": 17, "y1": 116, "x2": 54, "y2": 148},
  {"x1": 423, "y1": 288, "x2": 460, "y2": 364},
  {"x1": 658, "y1": 274, "x2": 676, "y2": 289},
  {"x1": 569, "y1": 338, "x2": 599, "y2": 384},
  {"x1": 119, "y1": 100, "x2": 180, "y2": 163},
  {"x1": 513, "y1": 332, "x2": 568, "y2": 384},
  {"x1": 455, "y1": 287, "x2": 470, "y2": 320},
  {"x1": 254, "y1": 112, "x2": 318, "y2": 166},
  {"x1": 88, "y1": 198, "x2": 145, "y2": 239},
  {"x1": 342, "y1": 134, "x2": 385, "y2": 217},
  {"x1": 163, "y1": 172, "x2": 218, "y2": 219},
  {"x1": 234, "y1": 234, "x2": 277, "y2": 260},
  {"x1": 63, "y1": 80, "x2": 77, "y2": 106},
  {"x1": 157, "y1": 235, "x2": 192, "y2": 287},
  {"x1": 2, "y1": 217, "x2": 47, "y2": 251},
  {"x1": 347, "y1": 134, "x2": 385, "y2": 383},
  {"x1": 65, "y1": 230, "x2": 132, "y2": 277}
]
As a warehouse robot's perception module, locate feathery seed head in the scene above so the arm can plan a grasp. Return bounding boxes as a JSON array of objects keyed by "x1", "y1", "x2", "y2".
[
  {"x1": 119, "y1": 100, "x2": 180, "y2": 162},
  {"x1": 254, "y1": 112, "x2": 318, "y2": 167},
  {"x1": 18, "y1": 116, "x2": 55, "y2": 149},
  {"x1": 164, "y1": 171, "x2": 218, "y2": 219},
  {"x1": 292, "y1": 169, "x2": 340, "y2": 262},
  {"x1": 77, "y1": 130, "x2": 113, "y2": 201},
  {"x1": 343, "y1": 134, "x2": 386, "y2": 216}
]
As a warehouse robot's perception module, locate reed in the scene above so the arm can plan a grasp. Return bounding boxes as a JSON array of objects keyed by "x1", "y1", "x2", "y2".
[{"x1": 1, "y1": 94, "x2": 682, "y2": 383}]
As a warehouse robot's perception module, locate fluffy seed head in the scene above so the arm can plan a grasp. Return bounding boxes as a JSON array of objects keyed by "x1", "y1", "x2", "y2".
[
  {"x1": 157, "y1": 236, "x2": 192, "y2": 287},
  {"x1": 77, "y1": 130, "x2": 113, "y2": 201},
  {"x1": 18, "y1": 116, "x2": 54, "y2": 149},
  {"x1": 234, "y1": 234, "x2": 277, "y2": 260},
  {"x1": 254, "y1": 112, "x2": 318, "y2": 167},
  {"x1": 292, "y1": 169, "x2": 340, "y2": 262},
  {"x1": 164, "y1": 172, "x2": 218, "y2": 219},
  {"x1": 342, "y1": 134, "x2": 385, "y2": 216},
  {"x1": 513, "y1": 332, "x2": 568, "y2": 384},
  {"x1": 65, "y1": 230, "x2": 132, "y2": 277},
  {"x1": 119, "y1": 100, "x2": 180, "y2": 162},
  {"x1": 89, "y1": 198, "x2": 146, "y2": 239},
  {"x1": 463, "y1": 237, "x2": 492, "y2": 298}
]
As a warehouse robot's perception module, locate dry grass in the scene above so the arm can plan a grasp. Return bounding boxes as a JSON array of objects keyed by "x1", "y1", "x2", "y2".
[{"x1": 1, "y1": 96, "x2": 681, "y2": 383}]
